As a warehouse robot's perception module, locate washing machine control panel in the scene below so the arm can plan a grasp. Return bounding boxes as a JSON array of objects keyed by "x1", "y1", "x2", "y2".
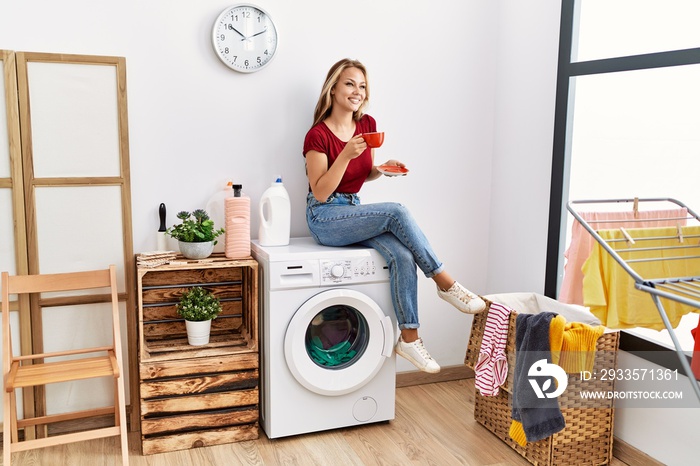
[{"x1": 320, "y1": 258, "x2": 383, "y2": 284}]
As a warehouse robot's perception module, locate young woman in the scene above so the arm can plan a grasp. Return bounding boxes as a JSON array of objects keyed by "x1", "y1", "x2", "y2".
[{"x1": 303, "y1": 58, "x2": 485, "y2": 373}]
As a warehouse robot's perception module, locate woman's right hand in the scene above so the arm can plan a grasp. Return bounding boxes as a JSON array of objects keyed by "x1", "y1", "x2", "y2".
[{"x1": 339, "y1": 135, "x2": 368, "y2": 160}]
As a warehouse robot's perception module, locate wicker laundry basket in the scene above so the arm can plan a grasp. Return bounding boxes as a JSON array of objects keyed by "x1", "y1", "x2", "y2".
[{"x1": 465, "y1": 298, "x2": 619, "y2": 466}]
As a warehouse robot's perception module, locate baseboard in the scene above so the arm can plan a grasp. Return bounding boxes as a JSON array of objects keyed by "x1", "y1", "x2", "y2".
[
  {"x1": 613, "y1": 437, "x2": 665, "y2": 466},
  {"x1": 396, "y1": 364, "x2": 474, "y2": 388}
]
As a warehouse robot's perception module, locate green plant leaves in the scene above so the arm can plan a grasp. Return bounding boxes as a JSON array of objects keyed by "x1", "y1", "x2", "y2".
[
  {"x1": 166, "y1": 210, "x2": 224, "y2": 243},
  {"x1": 176, "y1": 286, "x2": 223, "y2": 322}
]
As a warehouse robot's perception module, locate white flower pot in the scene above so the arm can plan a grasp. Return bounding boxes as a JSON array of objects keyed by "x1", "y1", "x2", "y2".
[
  {"x1": 185, "y1": 319, "x2": 212, "y2": 346},
  {"x1": 178, "y1": 241, "x2": 214, "y2": 259}
]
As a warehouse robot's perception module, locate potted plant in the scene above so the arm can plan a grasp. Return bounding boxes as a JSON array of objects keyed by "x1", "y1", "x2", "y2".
[
  {"x1": 166, "y1": 209, "x2": 224, "y2": 259},
  {"x1": 177, "y1": 286, "x2": 223, "y2": 346}
]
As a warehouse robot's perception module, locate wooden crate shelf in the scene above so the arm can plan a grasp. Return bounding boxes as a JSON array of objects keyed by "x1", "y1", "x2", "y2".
[
  {"x1": 137, "y1": 255, "x2": 258, "y2": 363},
  {"x1": 135, "y1": 255, "x2": 260, "y2": 455}
]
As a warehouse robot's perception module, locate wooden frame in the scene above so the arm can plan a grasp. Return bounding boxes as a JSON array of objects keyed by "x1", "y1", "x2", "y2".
[
  {"x1": 0, "y1": 49, "x2": 34, "y2": 436},
  {"x1": 1, "y1": 51, "x2": 138, "y2": 433}
]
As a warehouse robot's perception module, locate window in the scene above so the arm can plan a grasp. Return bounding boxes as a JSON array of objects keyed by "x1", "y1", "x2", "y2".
[{"x1": 546, "y1": 0, "x2": 700, "y2": 357}]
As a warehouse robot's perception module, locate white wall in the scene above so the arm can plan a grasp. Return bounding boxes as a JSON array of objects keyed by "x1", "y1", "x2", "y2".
[
  {"x1": 1, "y1": 1, "x2": 691, "y2": 464},
  {"x1": 0, "y1": 0, "x2": 497, "y2": 371},
  {"x1": 486, "y1": 1, "x2": 561, "y2": 295}
]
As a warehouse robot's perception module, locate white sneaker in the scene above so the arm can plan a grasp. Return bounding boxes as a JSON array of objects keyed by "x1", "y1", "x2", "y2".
[
  {"x1": 395, "y1": 337, "x2": 441, "y2": 373},
  {"x1": 437, "y1": 282, "x2": 486, "y2": 314}
]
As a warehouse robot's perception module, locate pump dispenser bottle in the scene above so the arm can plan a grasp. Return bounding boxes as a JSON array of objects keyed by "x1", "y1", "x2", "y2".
[
  {"x1": 206, "y1": 181, "x2": 233, "y2": 253},
  {"x1": 224, "y1": 184, "x2": 251, "y2": 258}
]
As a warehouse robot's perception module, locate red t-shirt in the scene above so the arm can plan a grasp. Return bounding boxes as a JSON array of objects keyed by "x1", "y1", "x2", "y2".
[{"x1": 303, "y1": 114, "x2": 376, "y2": 194}]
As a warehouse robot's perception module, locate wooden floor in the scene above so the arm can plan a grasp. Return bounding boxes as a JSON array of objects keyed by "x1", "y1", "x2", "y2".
[{"x1": 3, "y1": 378, "x2": 631, "y2": 466}]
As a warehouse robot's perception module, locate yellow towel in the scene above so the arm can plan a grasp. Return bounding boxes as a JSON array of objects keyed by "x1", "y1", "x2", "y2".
[
  {"x1": 550, "y1": 315, "x2": 604, "y2": 373},
  {"x1": 509, "y1": 420, "x2": 527, "y2": 447},
  {"x1": 550, "y1": 314, "x2": 566, "y2": 366},
  {"x1": 559, "y1": 322, "x2": 605, "y2": 373}
]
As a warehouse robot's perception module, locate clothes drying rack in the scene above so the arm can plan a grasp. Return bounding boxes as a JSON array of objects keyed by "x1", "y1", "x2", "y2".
[{"x1": 567, "y1": 197, "x2": 700, "y2": 401}]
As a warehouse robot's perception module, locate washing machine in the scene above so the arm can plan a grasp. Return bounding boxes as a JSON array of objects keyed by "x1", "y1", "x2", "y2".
[{"x1": 252, "y1": 237, "x2": 396, "y2": 439}]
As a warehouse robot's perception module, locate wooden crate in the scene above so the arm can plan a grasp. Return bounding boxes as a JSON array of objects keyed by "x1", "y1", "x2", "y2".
[
  {"x1": 465, "y1": 301, "x2": 619, "y2": 466},
  {"x1": 137, "y1": 256, "x2": 258, "y2": 362},
  {"x1": 135, "y1": 255, "x2": 259, "y2": 454},
  {"x1": 139, "y1": 353, "x2": 259, "y2": 455}
]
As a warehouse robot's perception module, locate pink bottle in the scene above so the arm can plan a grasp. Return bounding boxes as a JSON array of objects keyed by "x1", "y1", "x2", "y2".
[{"x1": 224, "y1": 184, "x2": 251, "y2": 258}]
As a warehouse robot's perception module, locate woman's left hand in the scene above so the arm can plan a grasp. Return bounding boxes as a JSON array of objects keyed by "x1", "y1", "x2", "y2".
[
  {"x1": 367, "y1": 159, "x2": 407, "y2": 181},
  {"x1": 381, "y1": 159, "x2": 406, "y2": 169}
]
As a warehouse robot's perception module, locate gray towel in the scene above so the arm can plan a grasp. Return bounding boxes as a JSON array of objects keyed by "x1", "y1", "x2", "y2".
[{"x1": 511, "y1": 312, "x2": 566, "y2": 443}]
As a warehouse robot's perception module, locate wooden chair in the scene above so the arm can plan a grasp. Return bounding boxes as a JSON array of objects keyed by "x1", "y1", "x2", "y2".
[{"x1": 2, "y1": 265, "x2": 128, "y2": 465}]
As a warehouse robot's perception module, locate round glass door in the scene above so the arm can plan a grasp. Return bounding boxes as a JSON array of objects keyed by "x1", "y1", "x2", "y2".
[
  {"x1": 284, "y1": 289, "x2": 393, "y2": 396},
  {"x1": 306, "y1": 304, "x2": 368, "y2": 370}
]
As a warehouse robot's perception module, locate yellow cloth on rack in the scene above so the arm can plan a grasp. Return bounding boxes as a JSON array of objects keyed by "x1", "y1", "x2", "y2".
[
  {"x1": 582, "y1": 226, "x2": 700, "y2": 330},
  {"x1": 560, "y1": 208, "x2": 687, "y2": 305}
]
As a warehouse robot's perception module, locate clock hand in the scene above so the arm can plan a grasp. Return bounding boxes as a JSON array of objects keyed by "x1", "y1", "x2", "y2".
[
  {"x1": 242, "y1": 28, "x2": 268, "y2": 40},
  {"x1": 228, "y1": 25, "x2": 247, "y2": 39}
]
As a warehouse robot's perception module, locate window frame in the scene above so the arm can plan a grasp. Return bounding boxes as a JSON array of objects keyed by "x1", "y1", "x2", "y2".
[{"x1": 544, "y1": 0, "x2": 700, "y2": 366}]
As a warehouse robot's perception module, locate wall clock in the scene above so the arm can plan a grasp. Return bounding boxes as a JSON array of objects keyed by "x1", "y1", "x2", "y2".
[{"x1": 212, "y1": 4, "x2": 278, "y2": 73}]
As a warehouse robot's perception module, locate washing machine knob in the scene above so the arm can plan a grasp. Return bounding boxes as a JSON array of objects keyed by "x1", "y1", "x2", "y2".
[{"x1": 330, "y1": 264, "x2": 345, "y2": 278}]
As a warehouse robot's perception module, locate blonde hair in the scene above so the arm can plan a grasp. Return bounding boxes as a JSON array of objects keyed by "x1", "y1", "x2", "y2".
[{"x1": 312, "y1": 58, "x2": 370, "y2": 127}]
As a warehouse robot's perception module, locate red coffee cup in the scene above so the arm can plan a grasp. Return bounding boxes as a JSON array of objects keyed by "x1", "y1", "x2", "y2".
[{"x1": 361, "y1": 132, "x2": 384, "y2": 148}]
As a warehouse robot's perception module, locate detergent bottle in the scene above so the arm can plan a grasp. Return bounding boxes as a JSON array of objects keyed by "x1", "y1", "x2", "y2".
[
  {"x1": 205, "y1": 181, "x2": 233, "y2": 253},
  {"x1": 258, "y1": 176, "x2": 290, "y2": 246},
  {"x1": 224, "y1": 184, "x2": 251, "y2": 258}
]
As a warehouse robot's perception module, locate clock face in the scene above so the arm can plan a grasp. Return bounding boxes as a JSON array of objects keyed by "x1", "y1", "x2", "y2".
[{"x1": 212, "y1": 4, "x2": 278, "y2": 73}]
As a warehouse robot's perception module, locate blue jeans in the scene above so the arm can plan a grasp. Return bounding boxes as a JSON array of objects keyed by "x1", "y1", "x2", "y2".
[{"x1": 306, "y1": 192, "x2": 444, "y2": 330}]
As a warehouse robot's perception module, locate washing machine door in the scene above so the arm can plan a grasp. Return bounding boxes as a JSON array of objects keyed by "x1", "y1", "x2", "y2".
[{"x1": 284, "y1": 288, "x2": 394, "y2": 396}]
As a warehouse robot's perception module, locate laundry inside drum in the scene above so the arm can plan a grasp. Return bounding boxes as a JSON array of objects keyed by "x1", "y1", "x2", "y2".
[{"x1": 305, "y1": 305, "x2": 369, "y2": 369}]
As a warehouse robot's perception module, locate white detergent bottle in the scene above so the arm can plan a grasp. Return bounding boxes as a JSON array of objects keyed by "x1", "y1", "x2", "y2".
[
  {"x1": 258, "y1": 176, "x2": 290, "y2": 246},
  {"x1": 206, "y1": 181, "x2": 233, "y2": 253}
]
